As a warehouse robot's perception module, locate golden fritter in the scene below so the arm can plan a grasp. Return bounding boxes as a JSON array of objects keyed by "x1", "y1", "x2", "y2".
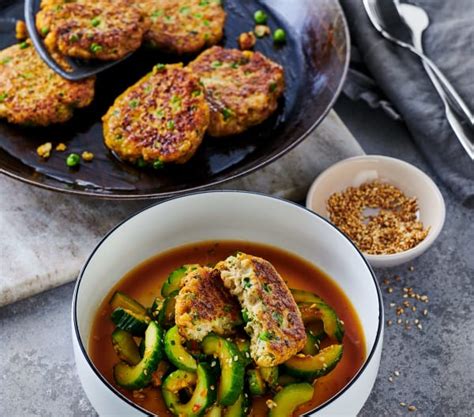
[
  {"x1": 0, "y1": 41, "x2": 95, "y2": 126},
  {"x1": 102, "y1": 63, "x2": 210, "y2": 165},
  {"x1": 140, "y1": 0, "x2": 226, "y2": 54},
  {"x1": 175, "y1": 266, "x2": 242, "y2": 341},
  {"x1": 188, "y1": 46, "x2": 285, "y2": 137},
  {"x1": 216, "y1": 252, "x2": 306, "y2": 367},
  {"x1": 36, "y1": 0, "x2": 148, "y2": 61}
]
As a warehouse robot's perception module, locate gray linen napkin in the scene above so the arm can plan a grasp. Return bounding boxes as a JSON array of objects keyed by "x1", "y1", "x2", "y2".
[
  {"x1": 0, "y1": 111, "x2": 363, "y2": 306},
  {"x1": 340, "y1": 0, "x2": 474, "y2": 203}
]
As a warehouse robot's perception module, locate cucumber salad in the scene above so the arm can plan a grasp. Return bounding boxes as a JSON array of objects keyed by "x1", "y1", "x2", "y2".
[{"x1": 107, "y1": 263, "x2": 345, "y2": 417}]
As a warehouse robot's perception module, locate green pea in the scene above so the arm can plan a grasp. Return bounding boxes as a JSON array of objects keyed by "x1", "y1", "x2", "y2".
[
  {"x1": 90, "y1": 43, "x2": 103, "y2": 53},
  {"x1": 136, "y1": 158, "x2": 147, "y2": 168},
  {"x1": 41, "y1": 27, "x2": 49, "y2": 35},
  {"x1": 91, "y1": 17, "x2": 101, "y2": 27},
  {"x1": 273, "y1": 28, "x2": 286, "y2": 43},
  {"x1": 70, "y1": 34, "x2": 79, "y2": 43},
  {"x1": 19, "y1": 41, "x2": 29, "y2": 49},
  {"x1": 66, "y1": 153, "x2": 80, "y2": 167},
  {"x1": 153, "y1": 160, "x2": 164, "y2": 170},
  {"x1": 221, "y1": 108, "x2": 233, "y2": 121},
  {"x1": 254, "y1": 10, "x2": 268, "y2": 24}
]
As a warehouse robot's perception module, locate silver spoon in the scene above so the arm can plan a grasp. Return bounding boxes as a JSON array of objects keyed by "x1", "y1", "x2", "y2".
[
  {"x1": 396, "y1": 2, "x2": 474, "y2": 160},
  {"x1": 363, "y1": 0, "x2": 474, "y2": 126}
]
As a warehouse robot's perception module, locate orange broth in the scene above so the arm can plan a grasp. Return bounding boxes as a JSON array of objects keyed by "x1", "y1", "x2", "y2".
[{"x1": 89, "y1": 241, "x2": 366, "y2": 416}]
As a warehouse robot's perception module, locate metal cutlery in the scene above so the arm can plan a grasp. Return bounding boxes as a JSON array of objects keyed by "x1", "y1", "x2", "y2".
[
  {"x1": 363, "y1": 0, "x2": 474, "y2": 126},
  {"x1": 396, "y1": 2, "x2": 474, "y2": 160}
]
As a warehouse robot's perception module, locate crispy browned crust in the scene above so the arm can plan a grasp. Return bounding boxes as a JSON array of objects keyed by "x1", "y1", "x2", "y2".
[
  {"x1": 102, "y1": 63, "x2": 210, "y2": 164},
  {"x1": 217, "y1": 252, "x2": 306, "y2": 366},
  {"x1": 175, "y1": 266, "x2": 241, "y2": 341},
  {"x1": 0, "y1": 41, "x2": 95, "y2": 126},
  {"x1": 140, "y1": 0, "x2": 226, "y2": 54},
  {"x1": 36, "y1": 0, "x2": 148, "y2": 61},
  {"x1": 188, "y1": 46, "x2": 285, "y2": 137}
]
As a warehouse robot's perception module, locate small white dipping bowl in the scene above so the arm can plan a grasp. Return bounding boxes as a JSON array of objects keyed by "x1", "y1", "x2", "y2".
[
  {"x1": 72, "y1": 191, "x2": 383, "y2": 416},
  {"x1": 306, "y1": 155, "x2": 446, "y2": 268}
]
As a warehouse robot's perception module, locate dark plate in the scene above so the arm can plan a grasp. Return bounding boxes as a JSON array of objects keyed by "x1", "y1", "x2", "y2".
[{"x1": 0, "y1": 0, "x2": 349, "y2": 199}]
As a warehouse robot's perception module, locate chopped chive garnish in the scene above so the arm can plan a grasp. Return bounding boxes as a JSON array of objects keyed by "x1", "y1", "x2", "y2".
[
  {"x1": 0, "y1": 92, "x2": 8, "y2": 102},
  {"x1": 203, "y1": 19, "x2": 210, "y2": 26},
  {"x1": 167, "y1": 120, "x2": 175, "y2": 129},
  {"x1": 199, "y1": 0, "x2": 210, "y2": 5},
  {"x1": 19, "y1": 41, "x2": 29, "y2": 49},
  {"x1": 0, "y1": 57, "x2": 12, "y2": 65},
  {"x1": 192, "y1": 90, "x2": 202, "y2": 97},
  {"x1": 70, "y1": 33, "x2": 79, "y2": 42},
  {"x1": 129, "y1": 99, "x2": 139, "y2": 108},
  {"x1": 91, "y1": 17, "x2": 101, "y2": 27},
  {"x1": 211, "y1": 60, "x2": 222, "y2": 68},
  {"x1": 180, "y1": 6, "x2": 190, "y2": 14},
  {"x1": 154, "y1": 63, "x2": 166, "y2": 71},
  {"x1": 156, "y1": 109, "x2": 165, "y2": 117},
  {"x1": 268, "y1": 82, "x2": 277, "y2": 92}
]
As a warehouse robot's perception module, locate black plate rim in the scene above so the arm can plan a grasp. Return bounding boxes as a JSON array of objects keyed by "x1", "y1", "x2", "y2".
[{"x1": 0, "y1": 1, "x2": 351, "y2": 200}]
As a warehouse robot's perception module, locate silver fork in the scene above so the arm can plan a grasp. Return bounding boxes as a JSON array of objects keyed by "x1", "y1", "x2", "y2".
[
  {"x1": 363, "y1": 0, "x2": 474, "y2": 126},
  {"x1": 396, "y1": 2, "x2": 474, "y2": 160}
]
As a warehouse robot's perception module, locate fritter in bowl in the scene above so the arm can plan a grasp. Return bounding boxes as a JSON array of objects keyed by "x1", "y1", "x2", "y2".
[
  {"x1": 102, "y1": 63, "x2": 210, "y2": 165},
  {"x1": 140, "y1": 0, "x2": 226, "y2": 54},
  {"x1": 175, "y1": 266, "x2": 242, "y2": 341},
  {"x1": 0, "y1": 41, "x2": 95, "y2": 126},
  {"x1": 188, "y1": 46, "x2": 285, "y2": 137},
  {"x1": 36, "y1": 0, "x2": 148, "y2": 61},
  {"x1": 216, "y1": 252, "x2": 306, "y2": 367}
]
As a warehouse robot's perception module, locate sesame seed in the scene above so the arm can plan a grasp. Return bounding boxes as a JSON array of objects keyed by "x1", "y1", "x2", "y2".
[
  {"x1": 388, "y1": 376, "x2": 393, "y2": 382},
  {"x1": 394, "y1": 371, "x2": 400, "y2": 376},
  {"x1": 408, "y1": 405, "x2": 417, "y2": 412},
  {"x1": 387, "y1": 320, "x2": 393, "y2": 326},
  {"x1": 400, "y1": 402, "x2": 406, "y2": 407}
]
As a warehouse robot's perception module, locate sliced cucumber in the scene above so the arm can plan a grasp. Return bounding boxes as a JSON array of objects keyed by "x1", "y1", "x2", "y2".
[
  {"x1": 301, "y1": 331, "x2": 319, "y2": 356},
  {"x1": 161, "y1": 264, "x2": 198, "y2": 297},
  {"x1": 111, "y1": 307, "x2": 150, "y2": 336},
  {"x1": 247, "y1": 369, "x2": 266, "y2": 396},
  {"x1": 164, "y1": 325, "x2": 198, "y2": 372},
  {"x1": 277, "y1": 374, "x2": 300, "y2": 387},
  {"x1": 113, "y1": 321, "x2": 163, "y2": 390},
  {"x1": 149, "y1": 297, "x2": 163, "y2": 320},
  {"x1": 206, "y1": 405, "x2": 222, "y2": 417},
  {"x1": 162, "y1": 363, "x2": 217, "y2": 417},
  {"x1": 260, "y1": 366, "x2": 279, "y2": 388},
  {"x1": 111, "y1": 328, "x2": 141, "y2": 365},
  {"x1": 291, "y1": 289, "x2": 344, "y2": 342},
  {"x1": 235, "y1": 339, "x2": 252, "y2": 367},
  {"x1": 110, "y1": 291, "x2": 146, "y2": 315},
  {"x1": 202, "y1": 334, "x2": 245, "y2": 406},
  {"x1": 268, "y1": 383, "x2": 314, "y2": 417},
  {"x1": 282, "y1": 344, "x2": 343, "y2": 380},
  {"x1": 224, "y1": 392, "x2": 249, "y2": 417},
  {"x1": 158, "y1": 290, "x2": 178, "y2": 328}
]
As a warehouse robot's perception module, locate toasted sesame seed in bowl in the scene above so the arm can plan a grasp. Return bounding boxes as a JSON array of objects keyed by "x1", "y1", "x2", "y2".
[{"x1": 306, "y1": 155, "x2": 446, "y2": 268}]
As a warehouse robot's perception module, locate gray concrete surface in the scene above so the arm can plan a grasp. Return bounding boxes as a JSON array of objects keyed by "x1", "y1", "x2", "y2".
[{"x1": 1, "y1": 96, "x2": 473, "y2": 416}]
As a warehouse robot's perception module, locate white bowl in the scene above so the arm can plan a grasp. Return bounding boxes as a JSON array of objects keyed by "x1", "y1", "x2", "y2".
[
  {"x1": 306, "y1": 156, "x2": 446, "y2": 268},
  {"x1": 72, "y1": 191, "x2": 383, "y2": 416}
]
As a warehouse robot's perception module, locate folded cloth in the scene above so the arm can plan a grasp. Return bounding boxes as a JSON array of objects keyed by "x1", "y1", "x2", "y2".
[
  {"x1": 0, "y1": 111, "x2": 363, "y2": 307},
  {"x1": 340, "y1": 0, "x2": 474, "y2": 203}
]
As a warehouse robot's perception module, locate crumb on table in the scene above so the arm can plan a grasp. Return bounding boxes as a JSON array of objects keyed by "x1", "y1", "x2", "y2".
[
  {"x1": 37, "y1": 142, "x2": 52, "y2": 159},
  {"x1": 238, "y1": 32, "x2": 257, "y2": 50}
]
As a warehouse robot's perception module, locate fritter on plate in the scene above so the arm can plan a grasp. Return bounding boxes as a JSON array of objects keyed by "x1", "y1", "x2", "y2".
[
  {"x1": 140, "y1": 0, "x2": 226, "y2": 54},
  {"x1": 102, "y1": 63, "x2": 210, "y2": 165},
  {"x1": 216, "y1": 252, "x2": 306, "y2": 367},
  {"x1": 36, "y1": 0, "x2": 148, "y2": 60},
  {"x1": 175, "y1": 266, "x2": 242, "y2": 341},
  {"x1": 188, "y1": 46, "x2": 285, "y2": 137},
  {"x1": 0, "y1": 41, "x2": 95, "y2": 126}
]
